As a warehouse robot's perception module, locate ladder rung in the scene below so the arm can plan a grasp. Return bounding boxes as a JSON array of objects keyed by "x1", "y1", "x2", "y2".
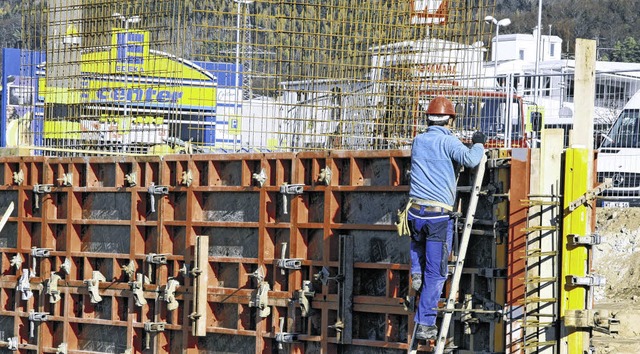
[
  {"x1": 520, "y1": 297, "x2": 557, "y2": 304},
  {"x1": 523, "y1": 276, "x2": 557, "y2": 283},
  {"x1": 522, "y1": 225, "x2": 558, "y2": 232},
  {"x1": 521, "y1": 321, "x2": 555, "y2": 328},
  {"x1": 526, "y1": 250, "x2": 558, "y2": 257},
  {"x1": 523, "y1": 340, "x2": 557, "y2": 348},
  {"x1": 525, "y1": 312, "x2": 556, "y2": 318},
  {"x1": 521, "y1": 199, "x2": 561, "y2": 206}
]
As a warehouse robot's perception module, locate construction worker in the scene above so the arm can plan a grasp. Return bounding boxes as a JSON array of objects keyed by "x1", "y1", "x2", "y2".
[{"x1": 409, "y1": 96, "x2": 486, "y2": 340}]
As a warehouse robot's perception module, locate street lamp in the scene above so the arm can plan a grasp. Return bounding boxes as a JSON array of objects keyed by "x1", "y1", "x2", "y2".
[{"x1": 484, "y1": 16, "x2": 511, "y2": 80}]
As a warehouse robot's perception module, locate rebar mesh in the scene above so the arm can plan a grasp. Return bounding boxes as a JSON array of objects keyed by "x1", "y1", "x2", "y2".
[{"x1": 17, "y1": 0, "x2": 502, "y2": 155}]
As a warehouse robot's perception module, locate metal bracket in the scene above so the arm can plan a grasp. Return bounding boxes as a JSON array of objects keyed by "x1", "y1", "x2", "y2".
[
  {"x1": 13, "y1": 170, "x2": 24, "y2": 185},
  {"x1": 147, "y1": 183, "x2": 169, "y2": 213},
  {"x1": 565, "y1": 309, "x2": 620, "y2": 333},
  {"x1": 164, "y1": 278, "x2": 180, "y2": 311},
  {"x1": 570, "y1": 233, "x2": 602, "y2": 246},
  {"x1": 313, "y1": 266, "x2": 344, "y2": 286},
  {"x1": 279, "y1": 183, "x2": 304, "y2": 215},
  {"x1": 568, "y1": 178, "x2": 613, "y2": 211},
  {"x1": 32, "y1": 184, "x2": 53, "y2": 209},
  {"x1": 46, "y1": 272, "x2": 62, "y2": 303},
  {"x1": 84, "y1": 270, "x2": 107, "y2": 303},
  {"x1": 28, "y1": 311, "x2": 49, "y2": 338},
  {"x1": 10, "y1": 254, "x2": 23, "y2": 270},
  {"x1": 297, "y1": 280, "x2": 315, "y2": 317},
  {"x1": 129, "y1": 272, "x2": 149, "y2": 307},
  {"x1": 250, "y1": 282, "x2": 272, "y2": 318},
  {"x1": 276, "y1": 242, "x2": 302, "y2": 275},
  {"x1": 486, "y1": 157, "x2": 511, "y2": 169},
  {"x1": 478, "y1": 267, "x2": 507, "y2": 279},
  {"x1": 58, "y1": 172, "x2": 73, "y2": 187},
  {"x1": 16, "y1": 268, "x2": 33, "y2": 300},
  {"x1": 181, "y1": 170, "x2": 193, "y2": 187},
  {"x1": 191, "y1": 235, "x2": 209, "y2": 336},
  {"x1": 318, "y1": 167, "x2": 332, "y2": 185},
  {"x1": 252, "y1": 168, "x2": 267, "y2": 187},
  {"x1": 275, "y1": 317, "x2": 299, "y2": 350},
  {"x1": 125, "y1": 172, "x2": 137, "y2": 187},
  {"x1": 570, "y1": 274, "x2": 606, "y2": 287}
]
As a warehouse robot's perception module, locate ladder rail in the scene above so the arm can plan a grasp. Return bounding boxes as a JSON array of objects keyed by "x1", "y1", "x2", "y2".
[{"x1": 433, "y1": 155, "x2": 487, "y2": 354}]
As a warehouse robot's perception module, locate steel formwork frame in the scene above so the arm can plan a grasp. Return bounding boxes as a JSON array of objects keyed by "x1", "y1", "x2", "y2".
[{"x1": 0, "y1": 149, "x2": 513, "y2": 353}]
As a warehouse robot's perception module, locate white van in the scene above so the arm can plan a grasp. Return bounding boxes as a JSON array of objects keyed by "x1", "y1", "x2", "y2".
[{"x1": 597, "y1": 91, "x2": 640, "y2": 207}]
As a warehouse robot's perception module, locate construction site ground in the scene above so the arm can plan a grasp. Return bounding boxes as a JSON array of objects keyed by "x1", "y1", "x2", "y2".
[{"x1": 592, "y1": 207, "x2": 640, "y2": 354}]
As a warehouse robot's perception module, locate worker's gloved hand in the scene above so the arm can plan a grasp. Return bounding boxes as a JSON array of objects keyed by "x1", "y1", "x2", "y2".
[{"x1": 472, "y1": 131, "x2": 486, "y2": 145}]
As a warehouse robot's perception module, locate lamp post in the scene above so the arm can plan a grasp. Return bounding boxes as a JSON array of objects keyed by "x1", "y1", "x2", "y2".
[{"x1": 484, "y1": 16, "x2": 511, "y2": 81}]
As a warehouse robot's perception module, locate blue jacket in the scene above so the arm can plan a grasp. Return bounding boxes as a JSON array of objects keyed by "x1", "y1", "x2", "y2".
[{"x1": 409, "y1": 126, "x2": 484, "y2": 207}]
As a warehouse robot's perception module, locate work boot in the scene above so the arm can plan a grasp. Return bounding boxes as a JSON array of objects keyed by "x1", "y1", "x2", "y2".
[
  {"x1": 411, "y1": 273, "x2": 422, "y2": 292},
  {"x1": 415, "y1": 324, "x2": 438, "y2": 341}
]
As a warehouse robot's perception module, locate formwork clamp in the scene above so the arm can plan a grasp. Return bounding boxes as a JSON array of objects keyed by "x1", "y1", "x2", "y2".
[
  {"x1": 9, "y1": 254, "x2": 23, "y2": 270},
  {"x1": 570, "y1": 274, "x2": 606, "y2": 287},
  {"x1": 12, "y1": 170, "x2": 24, "y2": 185},
  {"x1": 129, "y1": 272, "x2": 149, "y2": 307},
  {"x1": 252, "y1": 168, "x2": 267, "y2": 187},
  {"x1": 275, "y1": 317, "x2": 299, "y2": 350},
  {"x1": 164, "y1": 278, "x2": 180, "y2": 311},
  {"x1": 57, "y1": 343, "x2": 67, "y2": 354},
  {"x1": 318, "y1": 167, "x2": 332, "y2": 185},
  {"x1": 297, "y1": 280, "x2": 315, "y2": 317},
  {"x1": 181, "y1": 170, "x2": 193, "y2": 187},
  {"x1": 28, "y1": 311, "x2": 49, "y2": 338},
  {"x1": 30, "y1": 247, "x2": 52, "y2": 276},
  {"x1": 84, "y1": 271, "x2": 107, "y2": 304},
  {"x1": 125, "y1": 172, "x2": 137, "y2": 187},
  {"x1": 147, "y1": 183, "x2": 169, "y2": 213},
  {"x1": 0, "y1": 336, "x2": 18, "y2": 351},
  {"x1": 16, "y1": 268, "x2": 34, "y2": 300},
  {"x1": 57, "y1": 172, "x2": 73, "y2": 187},
  {"x1": 144, "y1": 322, "x2": 166, "y2": 350},
  {"x1": 279, "y1": 183, "x2": 304, "y2": 215},
  {"x1": 60, "y1": 257, "x2": 72, "y2": 275},
  {"x1": 568, "y1": 179, "x2": 613, "y2": 212},
  {"x1": 249, "y1": 281, "x2": 271, "y2": 318},
  {"x1": 277, "y1": 242, "x2": 302, "y2": 275},
  {"x1": 569, "y1": 233, "x2": 602, "y2": 246},
  {"x1": 565, "y1": 309, "x2": 620, "y2": 333},
  {"x1": 32, "y1": 184, "x2": 53, "y2": 209},
  {"x1": 46, "y1": 272, "x2": 62, "y2": 304}
]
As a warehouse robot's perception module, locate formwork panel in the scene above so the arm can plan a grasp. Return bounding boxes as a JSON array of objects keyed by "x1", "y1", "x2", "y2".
[{"x1": 0, "y1": 150, "x2": 511, "y2": 353}]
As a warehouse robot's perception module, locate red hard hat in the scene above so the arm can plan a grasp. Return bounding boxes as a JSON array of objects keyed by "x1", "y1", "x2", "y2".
[{"x1": 426, "y1": 96, "x2": 456, "y2": 117}]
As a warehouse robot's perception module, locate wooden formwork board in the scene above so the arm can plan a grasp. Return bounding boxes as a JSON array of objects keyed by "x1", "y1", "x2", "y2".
[{"x1": 0, "y1": 150, "x2": 508, "y2": 353}]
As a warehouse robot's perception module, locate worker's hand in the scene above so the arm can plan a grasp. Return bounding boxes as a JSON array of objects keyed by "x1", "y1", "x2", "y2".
[{"x1": 472, "y1": 131, "x2": 486, "y2": 145}]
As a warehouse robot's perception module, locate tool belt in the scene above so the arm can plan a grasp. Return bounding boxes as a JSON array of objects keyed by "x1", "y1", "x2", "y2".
[{"x1": 396, "y1": 198, "x2": 453, "y2": 237}]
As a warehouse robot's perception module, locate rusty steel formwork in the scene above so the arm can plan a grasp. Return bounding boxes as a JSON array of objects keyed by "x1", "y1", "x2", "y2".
[{"x1": 0, "y1": 149, "x2": 517, "y2": 353}]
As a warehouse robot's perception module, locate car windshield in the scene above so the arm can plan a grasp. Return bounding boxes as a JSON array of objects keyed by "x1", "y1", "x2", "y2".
[
  {"x1": 454, "y1": 97, "x2": 522, "y2": 139},
  {"x1": 600, "y1": 109, "x2": 640, "y2": 148}
]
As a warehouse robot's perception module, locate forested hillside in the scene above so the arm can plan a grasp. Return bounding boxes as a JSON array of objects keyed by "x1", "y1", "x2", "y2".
[
  {"x1": 495, "y1": 0, "x2": 640, "y2": 60},
  {"x1": 1, "y1": 0, "x2": 640, "y2": 62}
]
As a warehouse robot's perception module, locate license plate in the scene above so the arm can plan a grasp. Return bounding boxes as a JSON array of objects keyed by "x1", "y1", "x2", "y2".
[{"x1": 603, "y1": 201, "x2": 630, "y2": 208}]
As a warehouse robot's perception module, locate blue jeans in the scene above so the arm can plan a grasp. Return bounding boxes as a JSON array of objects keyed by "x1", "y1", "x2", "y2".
[{"x1": 408, "y1": 208, "x2": 454, "y2": 326}]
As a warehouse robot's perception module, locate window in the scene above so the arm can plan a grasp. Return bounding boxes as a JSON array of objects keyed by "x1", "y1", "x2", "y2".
[
  {"x1": 519, "y1": 49, "x2": 525, "y2": 60},
  {"x1": 550, "y1": 43, "x2": 555, "y2": 57}
]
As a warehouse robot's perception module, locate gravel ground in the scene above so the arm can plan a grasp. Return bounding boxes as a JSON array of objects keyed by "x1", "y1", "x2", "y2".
[{"x1": 591, "y1": 207, "x2": 640, "y2": 353}]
